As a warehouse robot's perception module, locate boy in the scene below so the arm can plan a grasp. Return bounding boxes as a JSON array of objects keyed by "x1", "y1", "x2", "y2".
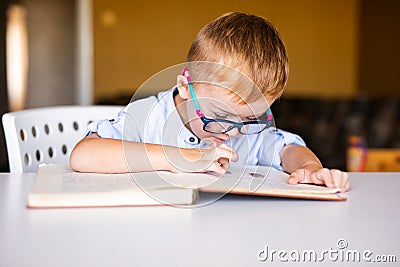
[{"x1": 70, "y1": 12, "x2": 349, "y2": 192}]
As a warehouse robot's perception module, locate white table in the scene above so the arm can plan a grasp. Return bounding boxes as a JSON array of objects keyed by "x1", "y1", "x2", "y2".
[{"x1": 0, "y1": 172, "x2": 399, "y2": 266}]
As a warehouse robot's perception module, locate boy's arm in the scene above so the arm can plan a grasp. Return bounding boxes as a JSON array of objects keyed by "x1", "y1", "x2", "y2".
[
  {"x1": 70, "y1": 133, "x2": 169, "y2": 173},
  {"x1": 280, "y1": 144, "x2": 349, "y2": 192},
  {"x1": 70, "y1": 133, "x2": 237, "y2": 174}
]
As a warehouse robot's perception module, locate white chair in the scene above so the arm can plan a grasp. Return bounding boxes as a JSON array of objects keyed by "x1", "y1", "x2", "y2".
[{"x1": 2, "y1": 105, "x2": 124, "y2": 173}]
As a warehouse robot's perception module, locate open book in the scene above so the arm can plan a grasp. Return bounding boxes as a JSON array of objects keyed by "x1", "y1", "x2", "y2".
[{"x1": 27, "y1": 164, "x2": 346, "y2": 208}]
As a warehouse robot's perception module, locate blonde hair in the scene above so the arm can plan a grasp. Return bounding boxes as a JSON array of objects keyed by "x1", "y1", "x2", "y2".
[{"x1": 186, "y1": 12, "x2": 288, "y2": 103}]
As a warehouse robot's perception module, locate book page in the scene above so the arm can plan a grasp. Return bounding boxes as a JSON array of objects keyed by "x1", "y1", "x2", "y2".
[
  {"x1": 223, "y1": 165, "x2": 341, "y2": 194},
  {"x1": 33, "y1": 164, "x2": 185, "y2": 194},
  {"x1": 33, "y1": 169, "x2": 139, "y2": 195},
  {"x1": 132, "y1": 165, "x2": 341, "y2": 195},
  {"x1": 37, "y1": 164, "x2": 339, "y2": 195},
  {"x1": 206, "y1": 165, "x2": 341, "y2": 195},
  {"x1": 195, "y1": 166, "x2": 345, "y2": 200}
]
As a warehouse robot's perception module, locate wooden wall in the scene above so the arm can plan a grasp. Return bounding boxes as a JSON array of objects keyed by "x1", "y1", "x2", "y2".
[{"x1": 359, "y1": 0, "x2": 400, "y2": 96}]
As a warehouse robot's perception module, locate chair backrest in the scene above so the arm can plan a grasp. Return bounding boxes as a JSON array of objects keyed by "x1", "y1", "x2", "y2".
[{"x1": 2, "y1": 105, "x2": 124, "y2": 173}]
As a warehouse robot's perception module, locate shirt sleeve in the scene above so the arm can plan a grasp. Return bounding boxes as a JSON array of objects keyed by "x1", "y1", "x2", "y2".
[
  {"x1": 257, "y1": 127, "x2": 306, "y2": 171},
  {"x1": 86, "y1": 108, "x2": 126, "y2": 139},
  {"x1": 86, "y1": 97, "x2": 154, "y2": 142}
]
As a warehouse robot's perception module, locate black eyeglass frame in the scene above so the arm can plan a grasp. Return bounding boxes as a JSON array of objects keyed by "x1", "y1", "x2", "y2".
[{"x1": 199, "y1": 116, "x2": 273, "y2": 135}]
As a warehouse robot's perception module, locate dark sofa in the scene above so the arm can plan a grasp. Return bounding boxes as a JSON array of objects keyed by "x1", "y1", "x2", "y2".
[{"x1": 272, "y1": 96, "x2": 400, "y2": 169}]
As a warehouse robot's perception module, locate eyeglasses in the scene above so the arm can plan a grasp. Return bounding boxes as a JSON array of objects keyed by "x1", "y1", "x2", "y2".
[{"x1": 182, "y1": 68, "x2": 273, "y2": 135}]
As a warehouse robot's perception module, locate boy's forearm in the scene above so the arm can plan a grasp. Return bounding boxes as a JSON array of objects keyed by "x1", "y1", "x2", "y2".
[
  {"x1": 280, "y1": 144, "x2": 322, "y2": 173},
  {"x1": 70, "y1": 136, "x2": 173, "y2": 173}
]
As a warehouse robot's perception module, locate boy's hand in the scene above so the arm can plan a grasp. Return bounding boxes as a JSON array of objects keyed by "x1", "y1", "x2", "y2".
[
  {"x1": 287, "y1": 166, "x2": 350, "y2": 192},
  {"x1": 168, "y1": 142, "x2": 238, "y2": 175}
]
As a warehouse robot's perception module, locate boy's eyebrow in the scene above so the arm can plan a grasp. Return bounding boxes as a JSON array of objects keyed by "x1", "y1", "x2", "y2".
[
  {"x1": 208, "y1": 102, "x2": 265, "y2": 118},
  {"x1": 209, "y1": 101, "x2": 236, "y2": 115}
]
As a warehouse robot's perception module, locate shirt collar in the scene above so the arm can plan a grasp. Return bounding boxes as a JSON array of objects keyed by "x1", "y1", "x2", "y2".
[{"x1": 163, "y1": 88, "x2": 200, "y2": 146}]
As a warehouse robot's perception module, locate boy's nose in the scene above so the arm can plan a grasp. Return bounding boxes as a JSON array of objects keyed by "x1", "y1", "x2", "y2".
[{"x1": 227, "y1": 127, "x2": 240, "y2": 137}]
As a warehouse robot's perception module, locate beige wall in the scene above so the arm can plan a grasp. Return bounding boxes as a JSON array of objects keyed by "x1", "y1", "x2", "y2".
[
  {"x1": 26, "y1": 0, "x2": 76, "y2": 107},
  {"x1": 93, "y1": 0, "x2": 358, "y2": 101}
]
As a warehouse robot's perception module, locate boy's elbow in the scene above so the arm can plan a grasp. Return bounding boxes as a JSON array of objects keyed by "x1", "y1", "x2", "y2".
[
  {"x1": 69, "y1": 141, "x2": 92, "y2": 172},
  {"x1": 69, "y1": 145, "x2": 84, "y2": 172},
  {"x1": 70, "y1": 134, "x2": 100, "y2": 172}
]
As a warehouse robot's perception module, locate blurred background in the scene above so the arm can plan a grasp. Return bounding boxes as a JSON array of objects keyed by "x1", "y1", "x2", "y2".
[{"x1": 1, "y1": 0, "x2": 399, "y2": 172}]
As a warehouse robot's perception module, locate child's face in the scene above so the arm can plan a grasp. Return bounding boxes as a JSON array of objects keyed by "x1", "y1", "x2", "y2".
[{"x1": 180, "y1": 83, "x2": 274, "y2": 144}]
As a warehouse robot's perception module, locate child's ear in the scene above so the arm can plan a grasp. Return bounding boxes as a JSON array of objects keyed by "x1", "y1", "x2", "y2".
[{"x1": 176, "y1": 75, "x2": 190, "y2": 100}]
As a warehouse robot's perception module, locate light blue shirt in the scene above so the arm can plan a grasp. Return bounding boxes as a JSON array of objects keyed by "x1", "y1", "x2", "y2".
[{"x1": 87, "y1": 88, "x2": 306, "y2": 171}]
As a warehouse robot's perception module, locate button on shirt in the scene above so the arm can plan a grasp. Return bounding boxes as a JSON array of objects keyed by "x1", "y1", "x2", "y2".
[{"x1": 87, "y1": 88, "x2": 306, "y2": 171}]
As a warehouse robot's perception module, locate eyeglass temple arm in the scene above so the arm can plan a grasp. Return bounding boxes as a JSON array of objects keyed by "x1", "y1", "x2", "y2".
[
  {"x1": 266, "y1": 108, "x2": 272, "y2": 121},
  {"x1": 182, "y1": 68, "x2": 205, "y2": 117}
]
